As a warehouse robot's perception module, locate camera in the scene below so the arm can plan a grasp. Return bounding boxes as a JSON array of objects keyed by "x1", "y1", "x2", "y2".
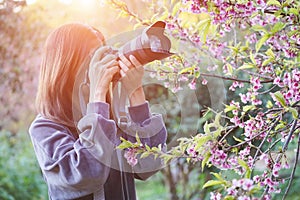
[{"x1": 118, "y1": 21, "x2": 173, "y2": 65}]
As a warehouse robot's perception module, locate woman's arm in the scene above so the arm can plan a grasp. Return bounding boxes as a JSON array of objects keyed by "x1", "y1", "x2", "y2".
[
  {"x1": 29, "y1": 102, "x2": 116, "y2": 192},
  {"x1": 129, "y1": 87, "x2": 146, "y2": 106},
  {"x1": 117, "y1": 54, "x2": 168, "y2": 179},
  {"x1": 125, "y1": 101, "x2": 167, "y2": 180}
]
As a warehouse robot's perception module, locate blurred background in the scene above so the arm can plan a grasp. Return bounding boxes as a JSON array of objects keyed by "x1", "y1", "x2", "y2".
[{"x1": 1, "y1": 0, "x2": 299, "y2": 200}]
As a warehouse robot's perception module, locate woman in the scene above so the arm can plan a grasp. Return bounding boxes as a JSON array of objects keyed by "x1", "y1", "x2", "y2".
[{"x1": 29, "y1": 23, "x2": 167, "y2": 200}]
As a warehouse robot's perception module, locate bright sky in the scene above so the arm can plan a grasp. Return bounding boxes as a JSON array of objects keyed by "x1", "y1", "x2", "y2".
[{"x1": 27, "y1": 0, "x2": 101, "y2": 7}]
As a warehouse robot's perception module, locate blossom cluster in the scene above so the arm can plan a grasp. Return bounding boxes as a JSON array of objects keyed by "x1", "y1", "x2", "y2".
[
  {"x1": 184, "y1": 131, "x2": 287, "y2": 199},
  {"x1": 124, "y1": 148, "x2": 138, "y2": 166},
  {"x1": 272, "y1": 68, "x2": 300, "y2": 106}
]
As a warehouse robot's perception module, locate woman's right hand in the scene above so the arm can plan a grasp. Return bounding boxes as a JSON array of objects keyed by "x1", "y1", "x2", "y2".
[{"x1": 89, "y1": 46, "x2": 119, "y2": 103}]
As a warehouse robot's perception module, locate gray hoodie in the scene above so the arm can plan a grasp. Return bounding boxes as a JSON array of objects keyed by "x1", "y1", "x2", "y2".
[{"x1": 29, "y1": 101, "x2": 167, "y2": 200}]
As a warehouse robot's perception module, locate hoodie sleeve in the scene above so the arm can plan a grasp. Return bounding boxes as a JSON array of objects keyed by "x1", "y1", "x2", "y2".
[
  {"x1": 29, "y1": 102, "x2": 116, "y2": 193},
  {"x1": 125, "y1": 101, "x2": 167, "y2": 180},
  {"x1": 126, "y1": 101, "x2": 167, "y2": 147}
]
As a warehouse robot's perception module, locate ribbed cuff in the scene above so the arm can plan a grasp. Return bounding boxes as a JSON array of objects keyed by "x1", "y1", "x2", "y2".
[
  {"x1": 128, "y1": 101, "x2": 151, "y2": 124},
  {"x1": 86, "y1": 102, "x2": 110, "y2": 119}
]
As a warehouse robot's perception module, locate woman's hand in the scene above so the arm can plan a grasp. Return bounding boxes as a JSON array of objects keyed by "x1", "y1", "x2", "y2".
[
  {"x1": 118, "y1": 54, "x2": 146, "y2": 106},
  {"x1": 89, "y1": 46, "x2": 119, "y2": 103}
]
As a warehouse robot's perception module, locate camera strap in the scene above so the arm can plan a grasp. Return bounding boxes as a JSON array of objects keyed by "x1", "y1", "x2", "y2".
[
  {"x1": 78, "y1": 70, "x2": 90, "y2": 116},
  {"x1": 112, "y1": 81, "x2": 129, "y2": 130},
  {"x1": 78, "y1": 72, "x2": 129, "y2": 131}
]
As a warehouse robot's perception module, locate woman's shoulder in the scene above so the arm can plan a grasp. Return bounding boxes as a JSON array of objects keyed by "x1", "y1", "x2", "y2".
[{"x1": 29, "y1": 114, "x2": 71, "y2": 137}]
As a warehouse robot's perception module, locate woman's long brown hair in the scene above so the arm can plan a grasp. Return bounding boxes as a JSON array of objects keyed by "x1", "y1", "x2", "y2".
[{"x1": 36, "y1": 23, "x2": 104, "y2": 132}]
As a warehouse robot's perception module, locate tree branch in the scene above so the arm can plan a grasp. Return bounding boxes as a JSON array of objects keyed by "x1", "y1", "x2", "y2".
[
  {"x1": 109, "y1": 0, "x2": 149, "y2": 25},
  {"x1": 282, "y1": 132, "x2": 300, "y2": 200},
  {"x1": 145, "y1": 69, "x2": 273, "y2": 83},
  {"x1": 261, "y1": 119, "x2": 298, "y2": 199},
  {"x1": 251, "y1": 117, "x2": 281, "y2": 172}
]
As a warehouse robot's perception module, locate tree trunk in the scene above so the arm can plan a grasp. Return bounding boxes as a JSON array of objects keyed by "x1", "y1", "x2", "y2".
[{"x1": 162, "y1": 165, "x2": 179, "y2": 200}]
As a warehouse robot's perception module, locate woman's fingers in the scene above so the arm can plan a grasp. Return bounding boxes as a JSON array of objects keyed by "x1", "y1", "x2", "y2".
[
  {"x1": 119, "y1": 53, "x2": 132, "y2": 68},
  {"x1": 118, "y1": 60, "x2": 129, "y2": 73},
  {"x1": 100, "y1": 54, "x2": 118, "y2": 65},
  {"x1": 90, "y1": 46, "x2": 111, "y2": 66},
  {"x1": 102, "y1": 59, "x2": 119, "y2": 69},
  {"x1": 120, "y1": 69, "x2": 126, "y2": 78},
  {"x1": 107, "y1": 66, "x2": 120, "y2": 78},
  {"x1": 129, "y1": 55, "x2": 142, "y2": 67}
]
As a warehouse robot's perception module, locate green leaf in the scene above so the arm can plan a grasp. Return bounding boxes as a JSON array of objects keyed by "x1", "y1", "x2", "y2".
[
  {"x1": 233, "y1": 136, "x2": 244, "y2": 143},
  {"x1": 224, "y1": 104, "x2": 236, "y2": 113},
  {"x1": 204, "y1": 121, "x2": 210, "y2": 134},
  {"x1": 201, "y1": 152, "x2": 211, "y2": 171},
  {"x1": 195, "y1": 135, "x2": 211, "y2": 150},
  {"x1": 196, "y1": 18, "x2": 211, "y2": 32},
  {"x1": 249, "y1": 185, "x2": 262, "y2": 195},
  {"x1": 160, "y1": 154, "x2": 174, "y2": 163},
  {"x1": 282, "y1": 0, "x2": 294, "y2": 6},
  {"x1": 271, "y1": 22, "x2": 286, "y2": 34},
  {"x1": 202, "y1": 20, "x2": 211, "y2": 43},
  {"x1": 140, "y1": 151, "x2": 150, "y2": 159},
  {"x1": 117, "y1": 138, "x2": 133, "y2": 149},
  {"x1": 256, "y1": 34, "x2": 270, "y2": 52},
  {"x1": 243, "y1": 105, "x2": 255, "y2": 113},
  {"x1": 213, "y1": 127, "x2": 223, "y2": 138},
  {"x1": 179, "y1": 66, "x2": 194, "y2": 74},
  {"x1": 251, "y1": 25, "x2": 267, "y2": 33},
  {"x1": 267, "y1": 0, "x2": 281, "y2": 7},
  {"x1": 275, "y1": 122, "x2": 286, "y2": 131},
  {"x1": 211, "y1": 172, "x2": 224, "y2": 181},
  {"x1": 238, "y1": 158, "x2": 249, "y2": 170},
  {"x1": 202, "y1": 180, "x2": 224, "y2": 189},
  {"x1": 266, "y1": 48, "x2": 275, "y2": 59},
  {"x1": 250, "y1": 52, "x2": 257, "y2": 65},
  {"x1": 266, "y1": 100, "x2": 273, "y2": 109},
  {"x1": 172, "y1": 2, "x2": 181, "y2": 16},
  {"x1": 288, "y1": 107, "x2": 298, "y2": 119},
  {"x1": 226, "y1": 63, "x2": 233, "y2": 76},
  {"x1": 194, "y1": 71, "x2": 201, "y2": 78},
  {"x1": 145, "y1": 144, "x2": 151, "y2": 151},
  {"x1": 289, "y1": 8, "x2": 299, "y2": 16},
  {"x1": 273, "y1": 91, "x2": 287, "y2": 107},
  {"x1": 228, "y1": 45, "x2": 239, "y2": 54},
  {"x1": 262, "y1": 58, "x2": 273, "y2": 67},
  {"x1": 231, "y1": 147, "x2": 239, "y2": 153},
  {"x1": 238, "y1": 158, "x2": 251, "y2": 178},
  {"x1": 135, "y1": 132, "x2": 141, "y2": 144},
  {"x1": 238, "y1": 63, "x2": 256, "y2": 70},
  {"x1": 224, "y1": 196, "x2": 235, "y2": 200},
  {"x1": 214, "y1": 112, "x2": 222, "y2": 127}
]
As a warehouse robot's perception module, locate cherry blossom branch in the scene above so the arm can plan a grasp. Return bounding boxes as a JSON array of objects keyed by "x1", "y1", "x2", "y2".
[
  {"x1": 241, "y1": 69, "x2": 273, "y2": 80},
  {"x1": 261, "y1": 119, "x2": 298, "y2": 199},
  {"x1": 264, "y1": 107, "x2": 284, "y2": 115},
  {"x1": 109, "y1": 0, "x2": 149, "y2": 25},
  {"x1": 258, "y1": 85, "x2": 277, "y2": 95},
  {"x1": 251, "y1": 117, "x2": 281, "y2": 171},
  {"x1": 145, "y1": 69, "x2": 273, "y2": 83},
  {"x1": 224, "y1": 115, "x2": 284, "y2": 152},
  {"x1": 224, "y1": 131, "x2": 266, "y2": 151},
  {"x1": 282, "y1": 132, "x2": 300, "y2": 200},
  {"x1": 281, "y1": 120, "x2": 298, "y2": 154}
]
